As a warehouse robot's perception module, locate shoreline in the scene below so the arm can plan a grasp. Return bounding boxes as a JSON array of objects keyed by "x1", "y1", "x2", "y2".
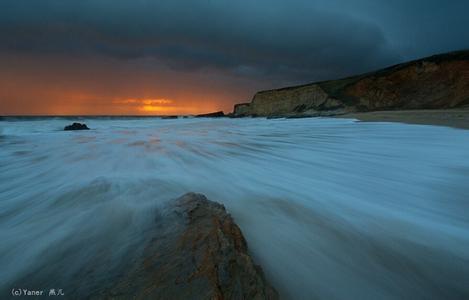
[{"x1": 334, "y1": 109, "x2": 469, "y2": 130}]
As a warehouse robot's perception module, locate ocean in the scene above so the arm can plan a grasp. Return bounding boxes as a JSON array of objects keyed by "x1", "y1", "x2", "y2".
[{"x1": 1, "y1": 117, "x2": 469, "y2": 299}]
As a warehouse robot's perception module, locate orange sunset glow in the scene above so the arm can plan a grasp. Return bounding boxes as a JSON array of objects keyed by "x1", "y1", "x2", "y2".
[
  {"x1": 113, "y1": 98, "x2": 178, "y2": 114},
  {"x1": 0, "y1": 54, "x2": 262, "y2": 116}
]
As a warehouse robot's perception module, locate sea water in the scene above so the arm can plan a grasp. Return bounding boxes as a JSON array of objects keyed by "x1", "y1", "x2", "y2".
[{"x1": 1, "y1": 117, "x2": 469, "y2": 299}]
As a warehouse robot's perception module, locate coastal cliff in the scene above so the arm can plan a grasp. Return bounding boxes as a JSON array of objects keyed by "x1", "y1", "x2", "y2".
[{"x1": 233, "y1": 50, "x2": 469, "y2": 117}]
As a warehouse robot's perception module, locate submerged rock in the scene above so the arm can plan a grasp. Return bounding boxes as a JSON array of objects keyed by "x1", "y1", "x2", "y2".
[
  {"x1": 101, "y1": 193, "x2": 278, "y2": 299},
  {"x1": 195, "y1": 111, "x2": 225, "y2": 118},
  {"x1": 64, "y1": 123, "x2": 89, "y2": 130}
]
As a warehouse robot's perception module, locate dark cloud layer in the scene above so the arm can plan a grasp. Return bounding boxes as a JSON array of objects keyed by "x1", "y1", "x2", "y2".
[{"x1": 1, "y1": 0, "x2": 468, "y2": 96}]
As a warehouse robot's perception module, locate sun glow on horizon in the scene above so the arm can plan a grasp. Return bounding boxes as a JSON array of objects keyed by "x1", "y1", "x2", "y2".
[
  {"x1": 111, "y1": 97, "x2": 201, "y2": 115},
  {"x1": 113, "y1": 97, "x2": 175, "y2": 113},
  {"x1": 114, "y1": 98, "x2": 174, "y2": 105},
  {"x1": 0, "y1": 54, "x2": 241, "y2": 116}
]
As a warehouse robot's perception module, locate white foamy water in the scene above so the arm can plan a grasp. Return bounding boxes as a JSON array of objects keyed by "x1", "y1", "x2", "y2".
[{"x1": 1, "y1": 117, "x2": 469, "y2": 299}]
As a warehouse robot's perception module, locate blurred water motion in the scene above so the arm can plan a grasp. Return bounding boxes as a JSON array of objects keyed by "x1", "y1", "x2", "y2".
[{"x1": 1, "y1": 117, "x2": 469, "y2": 299}]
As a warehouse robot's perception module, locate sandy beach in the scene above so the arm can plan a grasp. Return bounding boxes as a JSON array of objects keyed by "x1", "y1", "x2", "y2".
[{"x1": 336, "y1": 109, "x2": 469, "y2": 129}]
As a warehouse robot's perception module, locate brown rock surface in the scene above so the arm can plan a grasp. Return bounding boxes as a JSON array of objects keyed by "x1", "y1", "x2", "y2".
[
  {"x1": 101, "y1": 193, "x2": 278, "y2": 300},
  {"x1": 233, "y1": 50, "x2": 469, "y2": 117},
  {"x1": 247, "y1": 84, "x2": 343, "y2": 117}
]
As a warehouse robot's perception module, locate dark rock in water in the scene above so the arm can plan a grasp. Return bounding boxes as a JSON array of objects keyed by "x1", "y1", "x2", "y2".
[
  {"x1": 64, "y1": 123, "x2": 89, "y2": 131},
  {"x1": 195, "y1": 111, "x2": 225, "y2": 118},
  {"x1": 101, "y1": 193, "x2": 278, "y2": 299},
  {"x1": 161, "y1": 115, "x2": 179, "y2": 119}
]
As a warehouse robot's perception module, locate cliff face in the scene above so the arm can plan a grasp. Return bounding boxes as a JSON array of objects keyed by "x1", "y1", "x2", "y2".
[
  {"x1": 233, "y1": 103, "x2": 252, "y2": 117},
  {"x1": 246, "y1": 85, "x2": 344, "y2": 116},
  {"x1": 233, "y1": 50, "x2": 469, "y2": 117}
]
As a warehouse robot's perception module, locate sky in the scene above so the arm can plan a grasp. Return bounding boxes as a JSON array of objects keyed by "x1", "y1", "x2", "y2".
[{"x1": 0, "y1": 0, "x2": 468, "y2": 115}]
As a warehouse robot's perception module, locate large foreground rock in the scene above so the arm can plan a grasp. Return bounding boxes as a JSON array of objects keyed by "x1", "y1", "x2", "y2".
[
  {"x1": 233, "y1": 50, "x2": 469, "y2": 117},
  {"x1": 1, "y1": 193, "x2": 277, "y2": 299},
  {"x1": 102, "y1": 193, "x2": 278, "y2": 299}
]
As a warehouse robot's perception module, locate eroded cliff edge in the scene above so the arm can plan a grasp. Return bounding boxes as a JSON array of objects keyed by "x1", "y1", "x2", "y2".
[{"x1": 233, "y1": 50, "x2": 469, "y2": 117}]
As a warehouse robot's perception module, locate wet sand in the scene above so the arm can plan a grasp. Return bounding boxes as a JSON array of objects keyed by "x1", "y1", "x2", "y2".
[{"x1": 336, "y1": 109, "x2": 469, "y2": 129}]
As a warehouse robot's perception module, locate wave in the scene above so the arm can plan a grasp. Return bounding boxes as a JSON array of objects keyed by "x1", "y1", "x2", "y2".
[{"x1": 1, "y1": 117, "x2": 469, "y2": 298}]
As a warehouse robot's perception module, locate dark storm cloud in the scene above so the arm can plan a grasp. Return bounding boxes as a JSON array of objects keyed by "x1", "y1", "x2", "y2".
[{"x1": 0, "y1": 0, "x2": 468, "y2": 84}]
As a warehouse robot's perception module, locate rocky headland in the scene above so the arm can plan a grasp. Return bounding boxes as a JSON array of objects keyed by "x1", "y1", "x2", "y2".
[
  {"x1": 195, "y1": 111, "x2": 226, "y2": 118},
  {"x1": 232, "y1": 50, "x2": 469, "y2": 121}
]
